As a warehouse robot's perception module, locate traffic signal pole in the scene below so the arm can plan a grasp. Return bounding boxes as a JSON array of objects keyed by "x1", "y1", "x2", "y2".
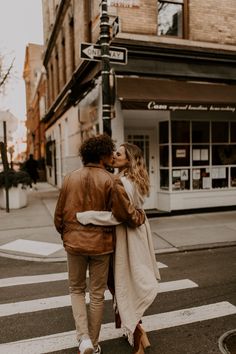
[{"x1": 100, "y1": 0, "x2": 112, "y2": 137}]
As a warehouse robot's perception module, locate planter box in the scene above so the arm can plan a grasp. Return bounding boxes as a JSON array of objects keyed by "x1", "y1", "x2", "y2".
[{"x1": 0, "y1": 185, "x2": 28, "y2": 209}]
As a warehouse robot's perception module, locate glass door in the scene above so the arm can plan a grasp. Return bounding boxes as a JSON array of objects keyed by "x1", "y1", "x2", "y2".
[{"x1": 125, "y1": 129, "x2": 157, "y2": 209}]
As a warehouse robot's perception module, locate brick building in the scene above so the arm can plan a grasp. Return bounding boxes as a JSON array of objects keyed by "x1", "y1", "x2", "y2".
[
  {"x1": 41, "y1": 0, "x2": 236, "y2": 212},
  {"x1": 23, "y1": 43, "x2": 47, "y2": 180}
]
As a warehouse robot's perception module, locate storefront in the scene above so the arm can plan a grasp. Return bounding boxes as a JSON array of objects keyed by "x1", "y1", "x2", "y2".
[{"x1": 115, "y1": 77, "x2": 236, "y2": 211}]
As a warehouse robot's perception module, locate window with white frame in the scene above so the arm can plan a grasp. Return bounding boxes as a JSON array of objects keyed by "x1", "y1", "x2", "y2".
[
  {"x1": 159, "y1": 120, "x2": 236, "y2": 191},
  {"x1": 157, "y1": 0, "x2": 186, "y2": 38}
]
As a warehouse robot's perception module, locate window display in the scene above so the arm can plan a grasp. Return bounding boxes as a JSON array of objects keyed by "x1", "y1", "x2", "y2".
[
  {"x1": 172, "y1": 145, "x2": 190, "y2": 166},
  {"x1": 192, "y1": 146, "x2": 209, "y2": 166},
  {"x1": 231, "y1": 167, "x2": 236, "y2": 187},
  {"x1": 212, "y1": 167, "x2": 228, "y2": 188},
  {"x1": 192, "y1": 168, "x2": 210, "y2": 189},
  {"x1": 159, "y1": 120, "x2": 236, "y2": 192},
  {"x1": 172, "y1": 169, "x2": 190, "y2": 190}
]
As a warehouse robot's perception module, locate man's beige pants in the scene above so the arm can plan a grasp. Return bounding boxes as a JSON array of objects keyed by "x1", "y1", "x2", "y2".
[{"x1": 67, "y1": 252, "x2": 111, "y2": 347}]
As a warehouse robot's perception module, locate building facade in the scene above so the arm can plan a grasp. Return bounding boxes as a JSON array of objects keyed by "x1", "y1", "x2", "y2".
[
  {"x1": 23, "y1": 43, "x2": 47, "y2": 180},
  {"x1": 41, "y1": 0, "x2": 236, "y2": 211}
]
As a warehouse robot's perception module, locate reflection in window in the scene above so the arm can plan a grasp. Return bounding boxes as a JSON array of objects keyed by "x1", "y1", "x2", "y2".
[
  {"x1": 212, "y1": 145, "x2": 236, "y2": 165},
  {"x1": 158, "y1": 1, "x2": 183, "y2": 37},
  {"x1": 192, "y1": 168, "x2": 210, "y2": 190}
]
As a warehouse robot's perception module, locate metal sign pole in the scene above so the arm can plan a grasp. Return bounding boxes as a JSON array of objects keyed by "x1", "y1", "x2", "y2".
[
  {"x1": 100, "y1": 0, "x2": 112, "y2": 137},
  {"x1": 1, "y1": 121, "x2": 10, "y2": 212}
]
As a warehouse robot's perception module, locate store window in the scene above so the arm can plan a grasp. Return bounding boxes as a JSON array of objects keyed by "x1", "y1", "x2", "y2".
[
  {"x1": 172, "y1": 121, "x2": 190, "y2": 143},
  {"x1": 159, "y1": 121, "x2": 169, "y2": 143},
  {"x1": 192, "y1": 146, "x2": 209, "y2": 166},
  {"x1": 212, "y1": 121, "x2": 228, "y2": 143},
  {"x1": 159, "y1": 121, "x2": 169, "y2": 167},
  {"x1": 172, "y1": 145, "x2": 190, "y2": 166},
  {"x1": 159, "y1": 120, "x2": 236, "y2": 192},
  {"x1": 192, "y1": 121, "x2": 209, "y2": 143},
  {"x1": 160, "y1": 146, "x2": 169, "y2": 167},
  {"x1": 160, "y1": 169, "x2": 169, "y2": 189},
  {"x1": 172, "y1": 168, "x2": 190, "y2": 190},
  {"x1": 192, "y1": 168, "x2": 210, "y2": 190},
  {"x1": 212, "y1": 167, "x2": 228, "y2": 189},
  {"x1": 157, "y1": 0, "x2": 186, "y2": 38},
  {"x1": 230, "y1": 122, "x2": 236, "y2": 142},
  {"x1": 212, "y1": 145, "x2": 236, "y2": 165},
  {"x1": 231, "y1": 167, "x2": 236, "y2": 187}
]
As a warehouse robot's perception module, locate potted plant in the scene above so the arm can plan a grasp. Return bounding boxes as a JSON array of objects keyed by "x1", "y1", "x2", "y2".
[{"x1": 0, "y1": 169, "x2": 32, "y2": 209}]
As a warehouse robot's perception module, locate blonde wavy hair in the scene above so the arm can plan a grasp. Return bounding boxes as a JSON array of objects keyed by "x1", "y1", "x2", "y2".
[{"x1": 121, "y1": 143, "x2": 150, "y2": 197}]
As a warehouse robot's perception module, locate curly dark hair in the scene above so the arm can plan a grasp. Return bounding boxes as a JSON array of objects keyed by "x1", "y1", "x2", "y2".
[{"x1": 79, "y1": 134, "x2": 115, "y2": 165}]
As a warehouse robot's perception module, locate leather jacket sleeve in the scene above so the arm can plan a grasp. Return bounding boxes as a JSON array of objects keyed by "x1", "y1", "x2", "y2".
[
  {"x1": 111, "y1": 177, "x2": 145, "y2": 228},
  {"x1": 54, "y1": 174, "x2": 69, "y2": 236}
]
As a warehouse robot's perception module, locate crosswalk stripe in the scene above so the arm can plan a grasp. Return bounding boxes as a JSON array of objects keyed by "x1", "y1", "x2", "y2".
[
  {"x1": 0, "y1": 279, "x2": 197, "y2": 317},
  {"x1": 0, "y1": 262, "x2": 167, "y2": 288},
  {"x1": 0, "y1": 301, "x2": 235, "y2": 354},
  {"x1": 0, "y1": 272, "x2": 68, "y2": 288}
]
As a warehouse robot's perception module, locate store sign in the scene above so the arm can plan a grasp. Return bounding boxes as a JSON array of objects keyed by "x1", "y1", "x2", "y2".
[
  {"x1": 108, "y1": 0, "x2": 140, "y2": 8},
  {"x1": 147, "y1": 102, "x2": 236, "y2": 112}
]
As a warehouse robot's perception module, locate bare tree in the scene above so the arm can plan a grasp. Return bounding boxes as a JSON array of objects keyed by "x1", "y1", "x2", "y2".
[{"x1": 0, "y1": 54, "x2": 15, "y2": 94}]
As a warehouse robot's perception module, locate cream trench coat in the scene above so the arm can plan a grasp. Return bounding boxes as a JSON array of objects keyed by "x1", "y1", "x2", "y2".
[{"x1": 77, "y1": 176, "x2": 160, "y2": 343}]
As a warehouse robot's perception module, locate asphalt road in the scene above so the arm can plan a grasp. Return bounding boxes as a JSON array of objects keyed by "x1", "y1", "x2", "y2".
[{"x1": 0, "y1": 246, "x2": 235, "y2": 354}]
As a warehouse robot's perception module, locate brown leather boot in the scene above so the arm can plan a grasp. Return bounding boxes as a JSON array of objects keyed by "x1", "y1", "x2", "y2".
[{"x1": 133, "y1": 324, "x2": 150, "y2": 354}]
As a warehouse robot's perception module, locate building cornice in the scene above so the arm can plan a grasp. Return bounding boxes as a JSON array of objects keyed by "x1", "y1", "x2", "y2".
[{"x1": 116, "y1": 32, "x2": 236, "y2": 55}]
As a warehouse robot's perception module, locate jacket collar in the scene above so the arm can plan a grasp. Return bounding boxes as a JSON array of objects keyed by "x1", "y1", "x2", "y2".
[{"x1": 85, "y1": 163, "x2": 106, "y2": 169}]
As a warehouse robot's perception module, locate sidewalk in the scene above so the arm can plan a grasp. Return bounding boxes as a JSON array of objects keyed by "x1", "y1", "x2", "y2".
[{"x1": 0, "y1": 182, "x2": 236, "y2": 262}]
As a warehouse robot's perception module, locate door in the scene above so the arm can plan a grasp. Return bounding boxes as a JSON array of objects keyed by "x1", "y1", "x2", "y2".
[{"x1": 125, "y1": 129, "x2": 157, "y2": 209}]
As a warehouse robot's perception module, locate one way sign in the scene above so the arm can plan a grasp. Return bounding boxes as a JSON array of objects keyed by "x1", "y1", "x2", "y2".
[{"x1": 80, "y1": 42, "x2": 127, "y2": 65}]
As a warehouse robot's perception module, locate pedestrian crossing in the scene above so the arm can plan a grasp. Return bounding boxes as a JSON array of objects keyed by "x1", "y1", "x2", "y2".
[
  {"x1": 0, "y1": 279, "x2": 198, "y2": 317},
  {"x1": 0, "y1": 261, "x2": 235, "y2": 354}
]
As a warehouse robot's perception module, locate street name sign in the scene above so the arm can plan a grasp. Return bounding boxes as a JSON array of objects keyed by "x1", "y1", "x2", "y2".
[
  {"x1": 108, "y1": 0, "x2": 140, "y2": 7},
  {"x1": 80, "y1": 43, "x2": 127, "y2": 65}
]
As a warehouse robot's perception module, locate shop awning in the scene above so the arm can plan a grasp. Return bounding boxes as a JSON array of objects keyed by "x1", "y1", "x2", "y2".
[{"x1": 116, "y1": 77, "x2": 236, "y2": 112}]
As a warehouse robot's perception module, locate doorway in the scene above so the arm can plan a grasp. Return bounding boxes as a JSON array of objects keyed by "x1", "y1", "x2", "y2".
[{"x1": 125, "y1": 129, "x2": 158, "y2": 209}]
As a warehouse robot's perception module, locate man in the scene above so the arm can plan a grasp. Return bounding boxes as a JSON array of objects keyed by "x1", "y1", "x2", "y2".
[
  {"x1": 24, "y1": 154, "x2": 39, "y2": 187},
  {"x1": 54, "y1": 134, "x2": 145, "y2": 354}
]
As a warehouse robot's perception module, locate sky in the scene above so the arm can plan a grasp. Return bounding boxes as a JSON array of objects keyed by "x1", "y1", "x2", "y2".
[{"x1": 0, "y1": 0, "x2": 44, "y2": 121}]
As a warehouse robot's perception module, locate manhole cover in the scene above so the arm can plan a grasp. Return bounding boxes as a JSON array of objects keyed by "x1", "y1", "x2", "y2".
[{"x1": 219, "y1": 330, "x2": 236, "y2": 354}]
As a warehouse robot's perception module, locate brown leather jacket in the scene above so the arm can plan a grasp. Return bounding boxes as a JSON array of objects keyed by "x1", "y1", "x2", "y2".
[{"x1": 54, "y1": 163, "x2": 145, "y2": 255}]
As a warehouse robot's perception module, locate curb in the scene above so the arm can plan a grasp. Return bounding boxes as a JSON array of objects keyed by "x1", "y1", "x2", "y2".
[
  {"x1": 0, "y1": 250, "x2": 66, "y2": 263},
  {"x1": 0, "y1": 242, "x2": 235, "y2": 263}
]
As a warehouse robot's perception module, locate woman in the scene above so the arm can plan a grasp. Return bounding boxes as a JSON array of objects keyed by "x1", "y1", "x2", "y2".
[{"x1": 77, "y1": 143, "x2": 160, "y2": 354}]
